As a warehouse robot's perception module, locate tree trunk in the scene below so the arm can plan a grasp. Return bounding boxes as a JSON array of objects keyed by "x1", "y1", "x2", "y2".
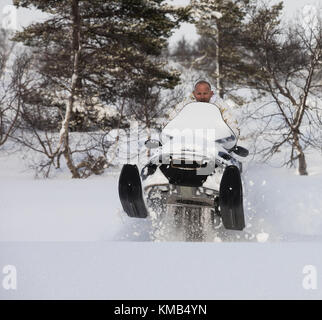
[
  {"x1": 59, "y1": 0, "x2": 81, "y2": 178},
  {"x1": 146, "y1": 109, "x2": 151, "y2": 158},
  {"x1": 215, "y1": 22, "x2": 224, "y2": 99},
  {"x1": 293, "y1": 132, "x2": 308, "y2": 176}
]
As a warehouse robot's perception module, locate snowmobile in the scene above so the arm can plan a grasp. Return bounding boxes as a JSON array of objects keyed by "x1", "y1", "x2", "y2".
[{"x1": 118, "y1": 102, "x2": 249, "y2": 236}]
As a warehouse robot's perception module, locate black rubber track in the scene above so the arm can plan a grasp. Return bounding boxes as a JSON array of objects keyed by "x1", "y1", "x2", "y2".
[
  {"x1": 219, "y1": 165, "x2": 245, "y2": 230},
  {"x1": 118, "y1": 164, "x2": 148, "y2": 218}
]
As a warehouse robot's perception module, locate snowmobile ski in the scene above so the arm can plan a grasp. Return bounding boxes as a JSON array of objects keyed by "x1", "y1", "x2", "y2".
[
  {"x1": 118, "y1": 164, "x2": 148, "y2": 218},
  {"x1": 219, "y1": 165, "x2": 245, "y2": 230}
]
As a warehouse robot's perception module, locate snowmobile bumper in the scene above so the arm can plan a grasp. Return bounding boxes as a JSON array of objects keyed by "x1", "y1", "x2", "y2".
[{"x1": 166, "y1": 185, "x2": 218, "y2": 208}]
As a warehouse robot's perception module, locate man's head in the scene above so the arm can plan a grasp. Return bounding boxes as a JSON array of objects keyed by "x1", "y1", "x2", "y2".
[{"x1": 193, "y1": 80, "x2": 214, "y2": 103}]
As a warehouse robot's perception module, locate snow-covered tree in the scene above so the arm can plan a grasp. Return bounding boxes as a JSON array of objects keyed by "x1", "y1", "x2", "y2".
[
  {"x1": 13, "y1": 0, "x2": 189, "y2": 129},
  {"x1": 0, "y1": 29, "x2": 22, "y2": 147},
  {"x1": 190, "y1": 0, "x2": 256, "y2": 98},
  {"x1": 242, "y1": 3, "x2": 322, "y2": 175},
  {"x1": 171, "y1": 36, "x2": 194, "y2": 63},
  {"x1": 11, "y1": 0, "x2": 189, "y2": 177}
]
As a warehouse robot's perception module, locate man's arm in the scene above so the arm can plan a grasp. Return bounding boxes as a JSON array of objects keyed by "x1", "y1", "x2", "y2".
[{"x1": 211, "y1": 96, "x2": 240, "y2": 138}]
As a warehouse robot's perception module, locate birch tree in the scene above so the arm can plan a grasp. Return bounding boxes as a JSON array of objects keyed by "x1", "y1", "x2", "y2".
[
  {"x1": 0, "y1": 29, "x2": 22, "y2": 147},
  {"x1": 243, "y1": 3, "x2": 322, "y2": 175}
]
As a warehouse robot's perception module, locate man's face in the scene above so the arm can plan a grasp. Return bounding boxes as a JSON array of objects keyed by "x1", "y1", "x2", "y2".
[{"x1": 193, "y1": 83, "x2": 214, "y2": 102}]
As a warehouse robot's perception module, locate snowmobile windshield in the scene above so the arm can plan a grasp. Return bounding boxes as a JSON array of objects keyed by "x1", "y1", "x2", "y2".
[{"x1": 161, "y1": 102, "x2": 236, "y2": 151}]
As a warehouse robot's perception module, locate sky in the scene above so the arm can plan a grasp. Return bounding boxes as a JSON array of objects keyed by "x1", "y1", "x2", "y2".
[{"x1": 0, "y1": 0, "x2": 321, "y2": 47}]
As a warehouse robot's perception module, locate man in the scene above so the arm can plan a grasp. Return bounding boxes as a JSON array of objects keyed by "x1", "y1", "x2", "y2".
[{"x1": 162, "y1": 80, "x2": 239, "y2": 137}]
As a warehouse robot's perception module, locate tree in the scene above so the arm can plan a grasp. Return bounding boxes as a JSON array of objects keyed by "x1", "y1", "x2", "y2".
[
  {"x1": 171, "y1": 36, "x2": 194, "y2": 63},
  {"x1": 0, "y1": 29, "x2": 22, "y2": 147},
  {"x1": 242, "y1": 3, "x2": 322, "y2": 175},
  {"x1": 13, "y1": 0, "x2": 189, "y2": 117},
  {"x1": 12, "y1": 0, "x2": 189, "y2": 177},
  {"x1": 189, "y1": 0, "x2": 256, "y2": 98}
]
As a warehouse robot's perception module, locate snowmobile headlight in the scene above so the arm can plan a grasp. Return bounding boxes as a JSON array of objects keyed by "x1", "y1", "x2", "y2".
[
  {"x1": 159, "y1": 185, "x2": 169, "y2": 192},
  {"x1": 205, "y1": 189, "x2": 215, "y2": 196},
  {"x1": 198, "y1": 187, "x2": 204, "y2": 194}
]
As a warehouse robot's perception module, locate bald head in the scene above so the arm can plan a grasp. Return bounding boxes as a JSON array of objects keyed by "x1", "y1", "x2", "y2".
[{"x1": 193, "y1": 81, "x2": 214, "y2": 103}]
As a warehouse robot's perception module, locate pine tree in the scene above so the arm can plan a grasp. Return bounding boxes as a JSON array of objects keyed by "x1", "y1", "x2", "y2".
[
  {"x1": 190, "y1": 0, "x2": 256, "y2": 98},
  {"x1": 171, "y1": 36, "x2": 193, "y2": 63},
  {"x1": 12, "y1": 0, "x2": 189, "y2": 177},
  {"x1": 12, "y1": 0, "x2": 189, "y2": 130}
]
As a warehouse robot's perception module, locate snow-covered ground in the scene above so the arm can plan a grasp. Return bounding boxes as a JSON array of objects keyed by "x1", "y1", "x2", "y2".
[
  {"x1": 1, "y1": 140, "x2": 322, "y2": 299},
  {"x1": 1, "y1": 145, "x2": 322, "y2": 243}
]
